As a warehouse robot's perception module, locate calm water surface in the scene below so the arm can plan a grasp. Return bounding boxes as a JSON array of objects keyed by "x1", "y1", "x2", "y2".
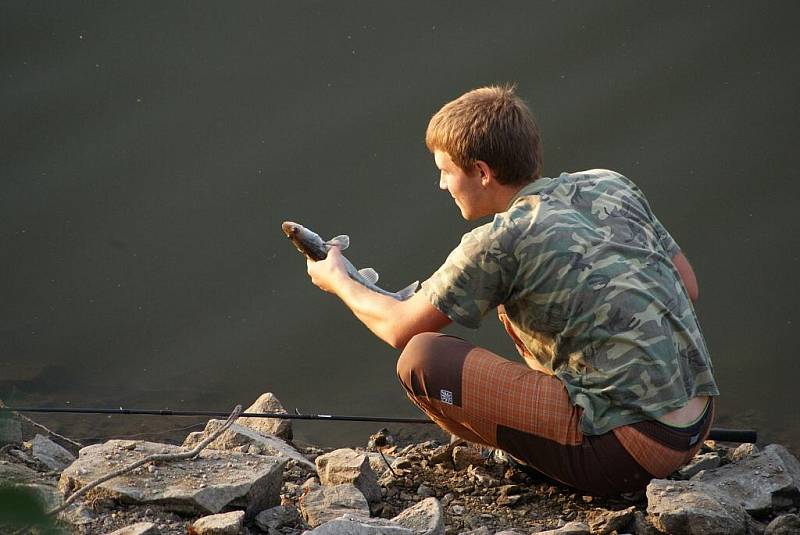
[{"x1": 2, "y1": 2, "x2": 799, "y2": 452}]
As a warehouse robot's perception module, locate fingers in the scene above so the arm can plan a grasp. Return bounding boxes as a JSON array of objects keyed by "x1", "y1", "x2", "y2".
[
  {"x1": 326, "y1": 245, "x2": 342, "y2": 259},
  {"x1": 305, "y1": 247, "x2": 346, "y2": 295}
]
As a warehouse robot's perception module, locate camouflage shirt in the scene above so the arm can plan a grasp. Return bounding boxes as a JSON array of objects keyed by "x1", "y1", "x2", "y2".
[{"x1": 421, "y1": 169, "x2": 719, "y2": 435}]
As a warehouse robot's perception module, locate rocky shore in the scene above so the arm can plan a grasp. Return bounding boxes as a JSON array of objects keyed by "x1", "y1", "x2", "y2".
[{"x1": 1, "y1": 393, "x2": 799, "y2": 535}]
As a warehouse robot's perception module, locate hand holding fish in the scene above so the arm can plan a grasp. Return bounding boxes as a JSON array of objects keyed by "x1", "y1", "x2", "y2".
[
  {"x1": 306, "y1": 245, "x2": 349, "y2": 294},
  {"x1": 282, "y1": 221, "x2": 418, "y2": 300},
  {"x1": 281, "y1": 220, "x2": 447, "y2": 349}
]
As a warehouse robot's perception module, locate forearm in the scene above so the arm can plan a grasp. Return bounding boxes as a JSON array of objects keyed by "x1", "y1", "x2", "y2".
[
  {"x1": 306, "y1": 247, "x2": 450, "y2": 348},
  {"x1": 332, "y1": 275, "x2": 407, "y2": 347},
  {"x1": 672, "y1": 251, "x2": 699, "y2": 302}
]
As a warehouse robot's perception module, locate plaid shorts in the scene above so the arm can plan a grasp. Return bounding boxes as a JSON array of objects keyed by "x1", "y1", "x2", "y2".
[{"x1": 396, "y1": 332, "x2": 713, "y2": 496}]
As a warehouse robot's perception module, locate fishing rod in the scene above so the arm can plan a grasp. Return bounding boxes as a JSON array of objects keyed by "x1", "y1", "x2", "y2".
[
  {"x1": 0, "y1": 406, "x2": 437, "y2": 424},
  {"x1": 0, "y1": 406, "x2": 758, "y2": 443}
]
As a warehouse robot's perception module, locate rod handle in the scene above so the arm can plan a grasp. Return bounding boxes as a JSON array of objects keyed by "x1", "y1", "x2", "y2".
[{"x1": 708, "y1": 427, "x2": 757, "y2": 443}]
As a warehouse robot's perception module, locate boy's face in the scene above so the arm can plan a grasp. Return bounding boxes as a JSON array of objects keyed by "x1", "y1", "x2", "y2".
[{"x1": 434, "y1": 150, "x2": 489, "y2": 220}]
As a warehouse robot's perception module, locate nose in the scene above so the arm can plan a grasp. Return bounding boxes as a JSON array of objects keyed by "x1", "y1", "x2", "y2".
[{"x1": 439, "y1": 173, "x2": 447, "y2": 191}]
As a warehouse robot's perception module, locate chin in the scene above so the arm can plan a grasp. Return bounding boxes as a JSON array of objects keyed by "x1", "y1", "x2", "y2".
[{"x1": 459, "y1": 207, "x2": 484, "y2": 221}]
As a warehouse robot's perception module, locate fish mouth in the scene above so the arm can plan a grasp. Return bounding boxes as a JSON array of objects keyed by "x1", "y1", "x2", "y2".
[{"x1": 281, "y1": 221, "x2": 299, "y2": 236}]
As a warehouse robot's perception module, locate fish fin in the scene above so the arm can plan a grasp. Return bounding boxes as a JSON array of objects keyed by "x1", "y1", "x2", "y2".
[
  {"x1": 358, "y1": 268, "x2": 379, "y2": 285},
  {"x1": 395, "y1": 280, "x2": 419, "y2": 301},
  {"x1": 326, "y1": 235, "x2": 350, "y2": 250}
]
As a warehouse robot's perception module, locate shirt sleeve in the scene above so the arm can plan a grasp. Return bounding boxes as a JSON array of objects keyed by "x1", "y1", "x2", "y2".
[
  {"x1": 421, "y1": 219, "x2": 518, "y2": 329},
  {"x1": 650, "y1": 214, "x2": 680, "y2": 258},
  {"x1": 617, "y1": 173, "x2": 681, "y2": 259}
]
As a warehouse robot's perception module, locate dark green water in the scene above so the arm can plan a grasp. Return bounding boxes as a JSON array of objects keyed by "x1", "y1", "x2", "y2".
[{"x1": 2, "y1": 1, "x2": 799, "y2": 452}]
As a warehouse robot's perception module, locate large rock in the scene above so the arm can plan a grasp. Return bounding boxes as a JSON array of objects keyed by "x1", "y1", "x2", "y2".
[
  {"x1": 390, "y1": 497, "x2": 444, "y2": 535},
  {"x1": 254, "y1": 504, "x2": 302, "y2": 531},
  {"x1": 191, "y1": 510, "x2": 245, "y2": 535},
  {"x1": 534, "y1": 521, "x2": 590, "y2": 535},
  {"x1": 105, "y1": 522, "x2": 159, "y2": 535},
  {"x1": 646, "y1": 479, "x2": 750, "y2": 535},
  {"x1": 0, "y1": 460, "x2": 41, "y2": 484},
  {"x1": 366, "y1": 452, "x2": 396, "y2": 478},
  {"x1": 304, "y1": 513, "x2": 413, "y2": 535},
  {"x1": 730, "y1": 443, "x2": 759, "y2": 463},
  {"x1": 765, "y1": 513, "x2": 800, "y2": 535},
  {"x1": 238, "y1": 392, "x2": 292, "y2": 440},
  {"x1": 299, "y1": 483, "x2": 371, "y2": 527},
  {"x1": 15, "y1": 483, "x2": 63, "y2": 510},
  {"x1": 691, "y1": 443, "x2": 800, "y2": 515},
  {"x1": 585, "y1": 506, "x2": 636, "y2": 534},
  {"x1": 182, "y1": 419, "x2": 315, "y2": 470},
  {"x1": 315, "y1": 448, "x2": 381, "y2": 503},
  {"x1": 31, "y1": 434, "x2": 76, "y2": 471},
  {"x1": 677, "y1": 452, "x2": 721, "y2": 479},
  {"x1": 59, "y1": 439, "x2": 285, "y2": 516},
  {"x1": 0, "y1": 415, "x2": 22, "y2": 445}
]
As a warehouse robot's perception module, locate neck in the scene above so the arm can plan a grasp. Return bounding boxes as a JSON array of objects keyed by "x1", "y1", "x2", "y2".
[{"x1": 490, "y1": 181, "x2": 530, "y2": 214}]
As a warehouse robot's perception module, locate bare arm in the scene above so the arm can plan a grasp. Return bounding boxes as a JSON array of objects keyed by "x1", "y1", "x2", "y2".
[
  {"x1": 672, "y1": 250, "x2": 699, "y2": 302},
  {"x1": 306, "y1": 247, "x2": 451, "y2": 349}
]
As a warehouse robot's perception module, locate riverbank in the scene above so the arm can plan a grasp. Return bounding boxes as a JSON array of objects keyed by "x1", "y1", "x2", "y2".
[{"x1": 1, "y1": 393, "x2": 799, "y2": 535}]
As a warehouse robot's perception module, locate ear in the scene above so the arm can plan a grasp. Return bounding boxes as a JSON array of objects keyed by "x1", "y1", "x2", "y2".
[{"x1": 474, "y1": 160, "x2": 495, "y2": 187}]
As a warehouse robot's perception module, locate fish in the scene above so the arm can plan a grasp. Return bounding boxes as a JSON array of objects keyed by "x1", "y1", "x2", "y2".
[{"x1": 281, "y1": 221, "x2": 418, "y2": 301}]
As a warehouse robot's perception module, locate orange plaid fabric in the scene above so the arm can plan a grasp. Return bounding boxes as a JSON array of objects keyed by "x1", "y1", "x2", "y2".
[
  {"x1": 613, "y1": 401, "x2": 714, "y2": 478},
  {"x1": 461, "y1": 350, "x2": 584, "y2": 447}
]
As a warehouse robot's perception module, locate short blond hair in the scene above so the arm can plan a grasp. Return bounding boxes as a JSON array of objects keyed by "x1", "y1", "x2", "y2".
[{"x1": 426, "y1": 85, "x2": 542, "y2": 185}]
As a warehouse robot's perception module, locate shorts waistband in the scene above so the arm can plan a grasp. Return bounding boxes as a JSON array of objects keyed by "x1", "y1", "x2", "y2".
[{"x1": 628, "y1": 398, "x2": 714, "y2": 451}]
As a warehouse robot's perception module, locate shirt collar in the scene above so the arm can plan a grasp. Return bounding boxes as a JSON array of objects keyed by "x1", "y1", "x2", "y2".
[{"x1": 505, "y1": 177, "x2": 553, "y2": 210}]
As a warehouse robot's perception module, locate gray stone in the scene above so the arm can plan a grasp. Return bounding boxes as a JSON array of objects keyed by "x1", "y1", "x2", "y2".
[
  {"x1": 191, "y1": 510, "x2": 245, "y2": 535},
  {"x1": 632, "y1": 511, "x2": 661, "y2": 535},
  {"x1": 0, "y1": 459, "x2": 40, "y2": 484},
  {"x1": 730, "y1": 443, "x2": 759, "y2": 463},
  {"x1": 0, "y1": 415, "x2": 22, "y2": 445},
  {"x1": 391, "y1": 497, "x2": 444, "y2": 535},
  {"x1": 15, "y1": 483, "x2": 63, "y2": 510},
  {"x1": 238, "y1": 392, "x2": 292, "y2": 440},
  {"x1": 304, "y1": 514, "x2": 413, "y2": 535},
  {"x1": 448, "y1": 504, "x2": 465, "y2": 516},
  {"x1": 585, "y1": 506, "x2": 636, "y2": 534},
  {"x1": 416, "y1": 483, "x2": 434, "y2": 497},
  {"x1": 457, "y1": 528, "x2": 490, "y2": 535},
  {"x1": 692, "y1": 443, "x2": 800, "y2": 515},
  {"x1": 678, "y1": 452, "x2": 722, "y2": 479},
  {"x1": 31, "y1": 434, "x2": 76, "y2": 471},
  {"x1": 299, "y1": 483, "x2": 371, "y2": 528},
  {"x1": 533, "y1": 521, "x2": 590, "y2": 534},
  {"x1": 105, "y1": 522, "x2": 159, "y2": 535},
  {"x1": 451, "y1": 446, "x2": 483, "y2": 471},
  {"x1": 59, "y1": 439, "x2": 285, "y2": 516},
  {"x1": 391, "y1": 457, "x2": 413, "y2": 470},
  {"x1": 366, "y1": 452, "x2": 395, "y2": 478},
  {"x1": 182, "y1": 419, "x2": 315, "y2": 470},
  {"x1": 255, "y1": 505, "x2": 302, "y2": 530},
  {"x1": 494, "y1": 531, "x2": 525, "y2": 535},
  {"x1": 765, "y1": 513, "x2": 800, "y2": 535},
  {"x1": 315, "y1": 449, "x2": 381, "y2": 503},
  {"x1": 646, "y1": 479, "x2": 750, "y2": 535},
  {"x1": 62, "y1": 503, "x2": 97, "y2": 526}
]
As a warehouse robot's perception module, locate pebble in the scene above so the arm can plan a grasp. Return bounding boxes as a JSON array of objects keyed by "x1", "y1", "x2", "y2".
[{"x1": 417, "y1": 483, "x2": 434, "y2": 497}]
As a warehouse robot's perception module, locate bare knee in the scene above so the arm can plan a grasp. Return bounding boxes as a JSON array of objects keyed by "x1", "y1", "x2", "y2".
[{"x1": 396, "y1": 332, "x2": 442, "y2": 391}]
